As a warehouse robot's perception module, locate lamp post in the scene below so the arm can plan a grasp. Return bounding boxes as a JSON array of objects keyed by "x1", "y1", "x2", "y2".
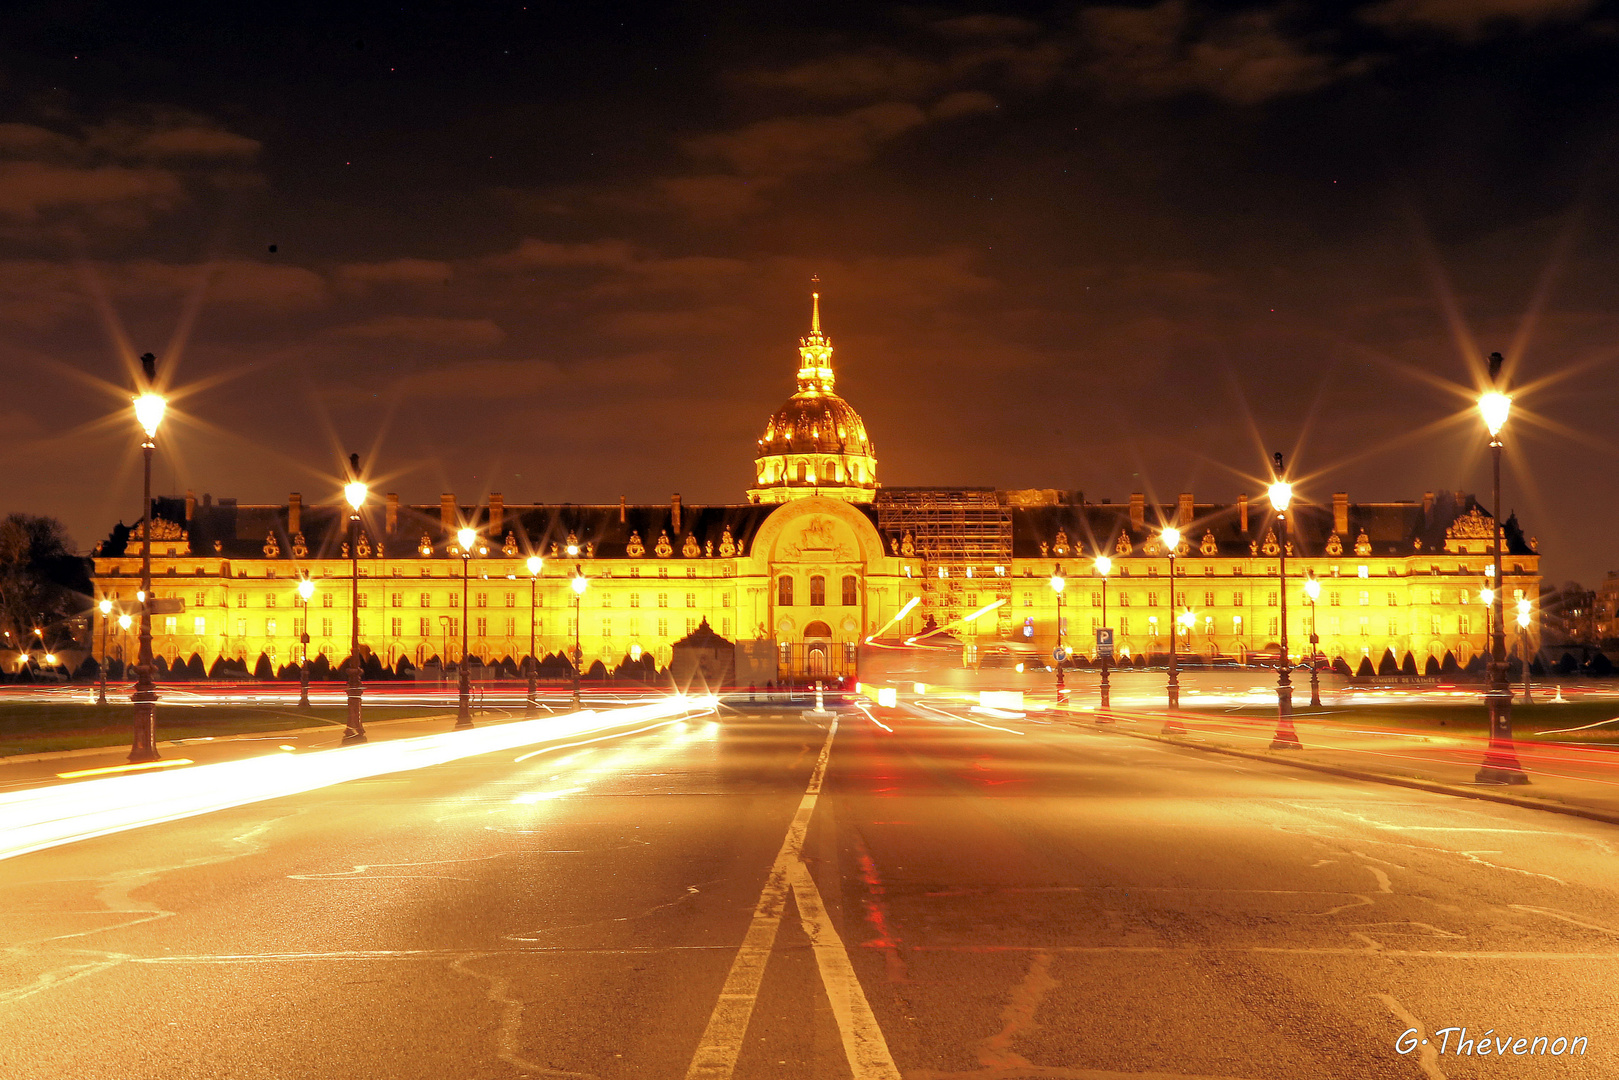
[
  {"x1": 454, "y1": 526, "x2": 485, "y2": 729},
  {"x1": 297, "y1": 578, "x2": 315, "y2": 708},
  {"x1": 129, "y1": 355, "x2": 166, "y2": 763},
  {"x1": 1481, "y1": 586, "x2": 1495, "y2": 668},
  {"x1": 1303, "y1": 573, "x2": 1322, "y2": 708},
  {"x1": 118, "y1": 613, "x2": 132, "y2": 677},
  {"x1": 1517, "y1": 598, "x2": 1532, "y2": 704},
  {"x1": 1475, "y1": 360, "x2": 1527, "y2": 783},
  {"x1": 1160, "y1": 527, "x2": 1185, "y2": 733},
  {"x1": 97, "y1": 599, "x2": 113, "y2": 706},
  {"x1": 571, "y1": 566, "x2": 587, "y2": 708},
  {"x1": 1050, "y1": 565, "x2": 1067, "y2": 705},
  {"x1": 1095, "y1": 554, "x2": 1112, "y2": 717},
  {"x1": 1268, "y1": 463, "x2": 1302, "y2": 749},
  {"x1": 526, "y1": 554, "x2": 543, "y2": 716},
  {"x1": 342, "y1": 460, "x2": 368, "y2": 743}
]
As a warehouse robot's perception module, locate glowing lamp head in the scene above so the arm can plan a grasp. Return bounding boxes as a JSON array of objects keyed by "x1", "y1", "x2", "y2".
[
  {"x1": 571, "y1": 573, "x2": 588, "y2": 595},
  {"x1": 1478, "y1": 390, "x2": 1512, "y2": 437},
  {"x1": 1094, "y1": 555, "x2": 1112, "y2": 577},
  {"x1": 343, "y1": 480, "x2": 367, "y2": 510},
  {"x1": 297, "y1": 579, "x2": 315, "y2": 600},
  {"x1": 1480, "y1": 588, "x2": 1495, "y2": 606},
  {"x1": 457, "y1": 527, "x2": 476, "y2": 551},
  {"x1": 1267, "y1": 480, "x2": 1293, "y2": 513},
  {"x1": 629, "y1": 643, "x2": 642, "y2": 661},
  {"x1": 1160, "y1": 527, "x2": 1181, "y2": 553},
  {"x1": 1177, "y1": 610, "x2": 1195, "y2": 628},
  {"x1": 45, "y1": 654, "x2": 55, "y2": 665},
  {"x1": 99, "y1": 599, "x2": 113, "y2": 615},
  {"x1": 1303, "y1": 577, "x2": 1321, "y2": 601},
  {"x1": 133, "y1": 392, "x2": 167, "y2": 438},
  {"x1": 1049, "y1": 574, "x2": 1065, "y2": 594},
  {"x1": 118, "y1": 614, "x2": 132, "y2": 630},
  {"x1": 527, "y1": 555, "x2": 543, "y2": 575},
  {"x1": 565, "y1": 543, "x2": 580, "y2": 557}
]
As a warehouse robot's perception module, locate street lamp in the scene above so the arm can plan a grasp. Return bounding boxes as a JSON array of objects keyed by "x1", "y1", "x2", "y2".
[
  {"x1": 1161, "y1": 526, "x2": 1183, "y2": 731},
  {"x1": 454, "y1": 526, "x2": 485, "y2": 729},
  {"x1": 297, "y1": 578, "x2": 315, "y2": 708},
  {"x1": 1094, "y1": 554, "x2": 1113, "y2": 716},
  {"x1": 1517, "y1": 597, "x2": 1532, "y2": 704},
  {"x1": 526, "y1": 554, "x2": 543, "y2": 716},
  {"x1": 97, "y1": 599, "x2": 113, "y2": 706},
  {"x1": 570, "y1": 567, "x2": 588, "y2": 708},
  {"x1": 1303, "y1": 572, "x2": 1322, "y2": 708},
  {"x1": 129, "y1": 353, "x2": 166, "y2": 763},
  {"x1": 342, "y1": 458, "x2": 368, "y2": 742},
  {"x1": 1050, "y1": 565, "x2": 1068, "y2": 705},
  {"x1": 1268, "y1": 460, "x2": 1302, "y2": 749},
  {"x1": 1476, "y1": 356, "x2": 1527, "y2": 783}
]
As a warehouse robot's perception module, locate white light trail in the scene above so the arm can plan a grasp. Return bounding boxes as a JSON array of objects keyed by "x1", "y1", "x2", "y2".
[{"x1": 0, "y1": 696, "x2": 713, "y2": 863}]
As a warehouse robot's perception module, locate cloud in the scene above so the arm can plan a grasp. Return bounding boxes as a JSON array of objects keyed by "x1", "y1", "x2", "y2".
[
  {"x1": 686, "y1": 101, "x2": 929, "y2": 179},
  {"x1": 1082, "y1": 1, "x2": 1358, "y2": 104},
  {"x1": 930, "y1": 90, "x2": 998, "y2": 120},
  {"x1": 740, "y1": 50, "x2": 950, "y2": 101},
  {"x1": 930, "y1": 14, "x2": 1042, "y2": 39},
  {"x1": 395, "y1": 358, "x2": 562, "y2": 397},
  {"x1": 127, "y1": 125, "x2": 261, "y2": 159},
  {"x1": 84, "y1": 258, "x2": 330, "y2": 312},
  {"x1": 336, "y1": 258, "x2": 455, "y2": 287},
  {"x1": 0, "y1": 161, "x2": 183, "y2": 220},
  {"x1": 332, "y1": 315, "x2": 507, "y2": 346},
  {"x1": 1360, "y1": 0, "x2": 1597, "y2": 36}
]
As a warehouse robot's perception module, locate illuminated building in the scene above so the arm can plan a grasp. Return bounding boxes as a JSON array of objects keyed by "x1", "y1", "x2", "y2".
[{"x1": 88, "y1": 288, "x2": 1542, "y2": 681}]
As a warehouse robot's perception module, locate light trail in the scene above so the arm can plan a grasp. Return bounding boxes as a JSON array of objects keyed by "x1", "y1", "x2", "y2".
[
  {"x1": 865, "y1": 596, "x2": 921, "y2": 642},
  {"x1": 0, "y1": 696, "x2": 714, "y2": 863}
]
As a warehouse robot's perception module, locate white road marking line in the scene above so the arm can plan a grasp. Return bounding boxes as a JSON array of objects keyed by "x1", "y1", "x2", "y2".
[
  {"x1": 683, "y1": 717, "x2": 841, "y2": 1080},
  {"x1": 1377, "y1": 993, "x2": 1449, "y2": 1080},
  {"x1": 789, "y1": 859, "x2": 902, "y2": 1080}
]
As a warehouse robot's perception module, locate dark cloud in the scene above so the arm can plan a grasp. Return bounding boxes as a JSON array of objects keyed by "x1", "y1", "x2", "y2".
[
  {"x1": 1080, "y1": 1, "x2": 1363, "y2": 104},
  {"x1": 1361, "y1": 0, "x2": 1598, "y2": 36}
]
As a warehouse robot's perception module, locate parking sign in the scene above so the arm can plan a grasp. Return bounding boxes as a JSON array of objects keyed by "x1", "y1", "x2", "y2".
[{"x1": 1095, "y1": 627, "x2": 1114, "y2": 657}]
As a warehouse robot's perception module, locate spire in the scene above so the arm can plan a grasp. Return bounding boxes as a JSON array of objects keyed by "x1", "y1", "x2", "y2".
[{"x1": 797, "y1": 276, "x2": 834, "y2": 393}]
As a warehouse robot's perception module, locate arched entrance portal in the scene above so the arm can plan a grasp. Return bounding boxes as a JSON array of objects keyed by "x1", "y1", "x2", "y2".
[{"x1": 803, "y1": 620, "x2": 833, "y2": 676}]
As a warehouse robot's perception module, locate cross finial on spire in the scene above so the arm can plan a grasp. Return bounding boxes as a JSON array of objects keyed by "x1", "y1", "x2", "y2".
[{"x1": 810, "y1": 275, "x2": 821, "y2": 334}]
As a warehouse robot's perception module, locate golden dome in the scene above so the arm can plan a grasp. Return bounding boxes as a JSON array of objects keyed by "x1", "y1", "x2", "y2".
[{"x1": 748, "y1": 282, "x2": 878, "y2": 505}]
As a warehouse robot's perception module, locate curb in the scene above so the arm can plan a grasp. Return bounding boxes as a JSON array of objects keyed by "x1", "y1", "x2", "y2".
[
  {"x1": 1099, "y1": 723, "x2": 1619, "y2": 829},
  {"x1": 0, "y1": 711, "x2": 470, "y2": 766}
]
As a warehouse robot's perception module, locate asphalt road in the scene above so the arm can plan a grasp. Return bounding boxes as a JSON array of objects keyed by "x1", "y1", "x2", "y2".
[{"x1": 2, "y1": 705, "x2": 1615, "y2": 1079}]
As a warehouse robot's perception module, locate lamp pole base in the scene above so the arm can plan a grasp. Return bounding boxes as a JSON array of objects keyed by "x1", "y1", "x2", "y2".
[{"x1": 456, "y1": 664, "x2": 474, "y2": 730}]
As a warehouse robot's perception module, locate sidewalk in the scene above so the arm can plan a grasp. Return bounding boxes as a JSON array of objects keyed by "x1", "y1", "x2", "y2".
[
  {"x1": 1088, "y1": 706, "x2": 1619, "y2": 826},
  {"x1": 0, "y1": 705, "x2": 552, "y2": 795}
]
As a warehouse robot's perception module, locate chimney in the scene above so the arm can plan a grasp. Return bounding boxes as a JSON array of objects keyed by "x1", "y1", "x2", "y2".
[
  {"x1": 185, "y1": 489, "x2": 196, "y2": 522},
  {"x1": 1332, "y1": 492, "x2": 1349, "y2": 535},
  {"x1": 1129, "y1": 493, "x2": 1144, "y2": 529},
  {"x1": 620, "y1": 495, "x2": 627, "y2": 524},
  {"x1": 441, "y1": 493, "x2": 456, "y2": 534},
  {"x1": 1177, "y1": 492, "x2": 1193, "y2": 526},
  {"x1": 489, "y1": 492, "x2": 503, "y2": 537},
  {"x1": 1423, "y1": 491, "x2": 1434, "y2": 517},
  {"x1": 289, "y1": 492, "x2": 302, "y2": 534},
  {"x1": 1238, "y1": 493, "x2": 1249, "y2": 533},
  {"x1": 672, "y1": 492, "x2": 682, "y2": 534},
  {"x1": 385, "y1": 493, "x2": 398, "y2": 535}
]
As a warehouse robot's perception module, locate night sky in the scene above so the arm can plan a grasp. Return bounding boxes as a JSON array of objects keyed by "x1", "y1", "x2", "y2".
[{"x1": 4, "y1": 1, "x2": 1618, "y2": 586}]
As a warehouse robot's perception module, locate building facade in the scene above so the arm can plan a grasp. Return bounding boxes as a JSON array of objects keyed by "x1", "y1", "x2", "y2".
[{"x1": 89, "y1": 290, "x2": 1542, "y2": 680}]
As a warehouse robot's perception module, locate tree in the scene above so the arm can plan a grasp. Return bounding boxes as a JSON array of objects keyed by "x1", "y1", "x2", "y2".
[
  {"x1": 253, "y1": 653, "x2": 274, "y2": 679},
  {"x1": 1401, "y1": 653, "x2": 1418, "y2": 676},
  {"x1": 1377, "y1": 649, "x2": 1398, "y2": 675},
  {"x1": 1441, "y1": 651, "x2": 1460, "y2": 675},
  {"x1": 1423, "y1": 655, "x2": 1440, "y2": 676},
  {"x1": 1356, "y1": 656, "x2": 1374, "y2": 676},
  {"x1": 0, "y1": 514, "x2": 91, "y2": 651},
  {"x1": 1585, "y1": 652, "x2": 1614, "y2": 677},
  {"x1": 1331, "y1": 656, "x2": 1352, "y2": 676},
  {"x1": 1556, "y1": 652, "x2": 1578, "y2": 675}
]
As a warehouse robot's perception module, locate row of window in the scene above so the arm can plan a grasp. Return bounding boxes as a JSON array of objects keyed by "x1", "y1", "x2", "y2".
[
  {"x1": 777, "y1": 575, "x2": 860, "y2": 606},
  {"x1": 1089, "y1": 615, "x2": 1491, "y2": 637},
  {"x1": 1023, "y1": 588, "x2": 1528, "y2": 608},
  {"x1": 151, "y1": 590, "x2": 737, "y2": 610},
  {"x1": 147, "y1": 615, "x2": 726, "y2": 641}
]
